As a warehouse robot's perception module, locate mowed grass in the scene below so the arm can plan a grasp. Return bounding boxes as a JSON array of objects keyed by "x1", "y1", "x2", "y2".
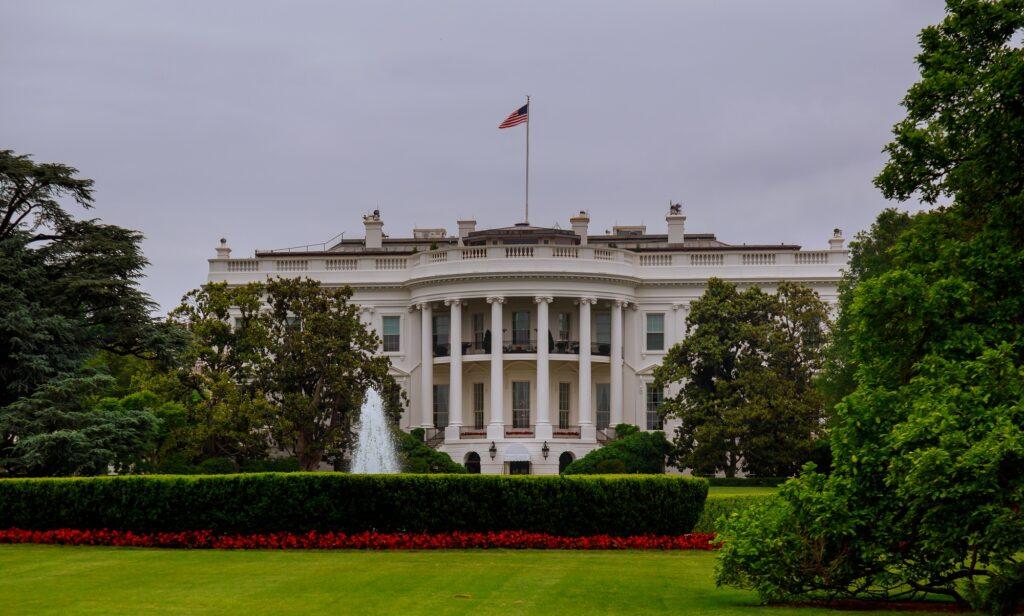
[
  {"x1": 0, "y1": 545, "x2": 936, "y2": 615},
  {"x1": 706, "y1": 485, "x2": 779, "y2": 498}
]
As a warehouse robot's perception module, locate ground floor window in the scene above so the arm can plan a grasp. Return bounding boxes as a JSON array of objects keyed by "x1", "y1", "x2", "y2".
[
  {"x1": 472, "y1": 382, "x2": 485, "y2": 429},
  {"x1": 595, "y1": 382, "x2": 610, "y2": 429},
  {"x1": 433, "y1": 384, "x2": 449, "y2": 428},
  {"x1": 512, "y1": 381, "x2": 530, "y2": 428},
  {"x1": 464, "y1": 452, "x2": 481, "y2": 474},
  {"x1": 558, "y1": 451, "x2": 575, "y2": 474},
  {"x1": 507, "y1": 461, "x2": 531, "y2": 475},
  {"x1": 646, "y1": 383, "x2": 664, "y2": 430}
]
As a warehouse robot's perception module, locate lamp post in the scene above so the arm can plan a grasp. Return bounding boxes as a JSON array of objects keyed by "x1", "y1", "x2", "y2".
[
  {"x1": 542, "y1": 441, "x2": 550, "y2": 459},
  {"x1": 489, "y1": 441, "x2": 497, "y2": 460}
]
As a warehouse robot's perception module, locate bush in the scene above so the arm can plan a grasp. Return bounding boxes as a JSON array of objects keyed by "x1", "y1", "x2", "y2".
[
  {"x1": 195, "y1": 457, "x2": 238, "y2": 475},
  {"x1": 240, "y1": 457, "x2": 301, "y2": 473},
  {"x1": 693, "y1": 493, "x2": 774, "y2": 534},
  {"x1": 396, "y1": 431, "x2": 465, "y2": 473},
  {"x1": 0, "y1": 473, "x2": 708, "y2": 536},
  {"x1": 563, "y1": 430, "x2": 671, "y2": 475}
]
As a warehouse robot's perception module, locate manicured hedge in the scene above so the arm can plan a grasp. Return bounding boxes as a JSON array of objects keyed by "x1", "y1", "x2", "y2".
[
  {"x1": 693, "y1": 494, "x2": 773, "y2": 534},
  {"x1": 0, "y1": 473, "x2": 708, "y2": 537},
  {"x1": 704, "y1": 476, "x2": 788, "y2": 487}
]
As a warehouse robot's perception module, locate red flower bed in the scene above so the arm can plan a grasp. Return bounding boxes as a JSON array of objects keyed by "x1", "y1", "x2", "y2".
[{"x1": 0, "y1": 528, "x2": 717, "y2": 551}]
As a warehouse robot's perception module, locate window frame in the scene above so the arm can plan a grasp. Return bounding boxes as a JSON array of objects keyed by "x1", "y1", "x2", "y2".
[
  {"x1": 558, "y1": 382, "x2": 571, "y2": 429},
  {"x1": 472, "y1": 382, "x2": 485, "y2": 429},
  {"x1": 645, "y1": 312, "x2": 665, "y2": 351},
  {"x1": 381, "y1": 315, "x2": 401, "y2": 353},
  {"x1": 512, "y1": 380, "x2": 531, "y2": 429},
  {"x1": 433, "y1": 383, "x2": 450, "y2": 429},
  {"x1": 645, "y1": 382, "x2": 664, "y2": 430}
]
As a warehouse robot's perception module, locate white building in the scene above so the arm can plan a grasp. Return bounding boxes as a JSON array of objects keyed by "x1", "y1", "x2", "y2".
[{"x1": 208, "y1": 206, "x2": 848, "y2": 475}]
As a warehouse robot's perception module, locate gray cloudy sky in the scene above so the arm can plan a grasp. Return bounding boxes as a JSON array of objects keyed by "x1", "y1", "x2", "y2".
[{"x1": 2, "y1": 1, "x2": 945, "y2": 312}]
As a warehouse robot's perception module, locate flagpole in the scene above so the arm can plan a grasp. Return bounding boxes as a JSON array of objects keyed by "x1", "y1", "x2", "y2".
[{"x1": 525, "y1": 95, "x2": 530, "y2": 224}]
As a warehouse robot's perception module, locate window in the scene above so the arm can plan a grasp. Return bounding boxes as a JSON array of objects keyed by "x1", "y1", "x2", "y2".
[
  {"x1": 433, "y1": 384, "x2": 449, "y2": 428},
  {"x1": 646, "y1": 383, "x2": 664, "y2": 430},
  {"x1": 557, "y1": 313, "x2": 571, "y2": 340},
  {"x1": 472, "y1": 382, "x2": 485, "y2": 429},
  {"x1": 472, "y1": 313, "x2": 486, "y2": 350},
  {"x1": 595, "y1": 383, "x2": 611, "y2": 430},
  {"x1": 285, "y1": 315, "x2": 301, "y2": 330},
  {"x1": 381, "y1": 315, "x2": 401, "y2": 352},
  {"x1": 595, "y1": 312, "x2": 611, "y2": 355},
  {"x1": 558, "y1": 382, "x2": 571, "y2": 429},
  {"x1": 432, "y1": 314, "x2": 450, "y2": 356},
  {"x1": 233, "y1": 317, "x2": 244, "y2": 331},
  {"x1": 646, "y1": 313, "x2": 665, "y2": 351},
  {"x1": 512, "y1": 381, "x2": 531, "y2": 428},
  {"x1": 464, "y1": 452, "x2": 481, "y2": 474},
  {"x1": 558, "y1": 451, "x2": 575, "y2": 474},
  {"x1": 512, "y1": 311, "x2": 530, "y2": 345}
]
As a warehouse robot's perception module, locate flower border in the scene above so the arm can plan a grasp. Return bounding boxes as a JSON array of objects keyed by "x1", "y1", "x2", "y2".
[{"x1": 0, "y1": 528, "x2": 716, "y2": 551}]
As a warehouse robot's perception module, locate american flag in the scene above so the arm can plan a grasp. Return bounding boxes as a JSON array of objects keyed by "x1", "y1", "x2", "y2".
[{"x1": 498, "y1": 103, "x2": 529, "y2": 129}]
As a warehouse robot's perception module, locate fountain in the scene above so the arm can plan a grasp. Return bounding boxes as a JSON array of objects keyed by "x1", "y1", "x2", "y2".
[{"x1": 350, "y1": 387, "x2": 401, "y2": 473}]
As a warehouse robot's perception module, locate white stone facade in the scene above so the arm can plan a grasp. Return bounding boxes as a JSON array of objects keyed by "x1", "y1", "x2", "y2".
[{"x1": 208, "y1": 207, "x2": 848, "y2": 475}]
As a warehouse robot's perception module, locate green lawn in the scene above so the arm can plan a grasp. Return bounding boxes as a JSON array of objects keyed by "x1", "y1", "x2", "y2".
[
  {"x1": 0, "y1": 545, "x2": 938, "y2": 615},
  {"x1": 706, "y1": 486, "x2": 778, "y2": 498}
]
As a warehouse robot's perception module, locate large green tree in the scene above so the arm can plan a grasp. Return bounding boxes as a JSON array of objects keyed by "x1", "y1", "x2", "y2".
[
  {"x1": 0, "y1": 150, "x2": 183, "y2": 475},
  {"x1": 717, "y1": 2, "x2": 1024, "y2": 612},
  {"x1": 654, "y1": 279, "x2": 830, "y2": 477}
]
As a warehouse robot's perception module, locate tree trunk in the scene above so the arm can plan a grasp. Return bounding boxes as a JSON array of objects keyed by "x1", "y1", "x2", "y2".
[{"x1": 297, "y1": 431, "x2": 322, "y2": 471}]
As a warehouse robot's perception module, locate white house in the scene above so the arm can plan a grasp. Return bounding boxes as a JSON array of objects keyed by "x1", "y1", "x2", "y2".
[{"x1": 208, "y1": 206, "x2": 848, "y2": 475}]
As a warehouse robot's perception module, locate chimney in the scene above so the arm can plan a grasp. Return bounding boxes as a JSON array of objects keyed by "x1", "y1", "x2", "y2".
[
  {"x1": 215, "y1": 238, "x2": 231, "y2": 258},
  {"x1": 666, "y1": 202, "x2": 686, "y2": 245},
  {"x1": 829, "y1": 228, "x2": 845, "y2": 250},
  {"x1": 363, "y1": 210, "x2": 384, "y2": 250},
  {"x1": 570, "y1": 211, "x2": 590, "y2": 245},
  {"x1": 457, "y1": 219, "x2": 476, "y2": 240}
]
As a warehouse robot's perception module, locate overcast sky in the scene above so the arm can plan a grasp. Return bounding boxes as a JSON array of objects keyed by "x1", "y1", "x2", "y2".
[{"x1": 2, "y1": 1, "x2": 945, "y2": 312}]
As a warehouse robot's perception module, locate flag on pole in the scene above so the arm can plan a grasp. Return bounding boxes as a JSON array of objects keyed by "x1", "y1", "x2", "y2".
[{"x1": 498, "y1": 103, "x2": 529, "y2": 129}]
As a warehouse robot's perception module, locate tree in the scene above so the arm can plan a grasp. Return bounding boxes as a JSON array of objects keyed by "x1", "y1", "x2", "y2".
[
  {"x1": 257, "y1": 278, "x2": 403, "y2": 470},
  {"x1": 717, "y1": 2, "x2": 1024, "y2": 611},
  {"x1": 562, "y1": 426, "x2": 671, "y2": 474},
  {"x1": 653, "y1": 278, "x2": 830, "y2": 477},
  {"x1": 401, "y1": 429, "x2": 465, "y2": 473},
  {"x1": 0, "y1": 151, "x2": 184, "y2": 475}
]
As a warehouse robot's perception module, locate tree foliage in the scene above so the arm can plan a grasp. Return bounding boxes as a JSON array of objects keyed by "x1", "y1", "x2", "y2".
[
  {"x1": 717, "y1": 2, "x2": 1024, "y2": 612},
  {"x1": 654, "y1": 278, "x2": 830, "y2": 477},
  {"x1": 562, "y1": 426, "x2": 671, "y2": 475},
  {"x1": 0, "y1": 151, "x2": 184, "y2": 475}
]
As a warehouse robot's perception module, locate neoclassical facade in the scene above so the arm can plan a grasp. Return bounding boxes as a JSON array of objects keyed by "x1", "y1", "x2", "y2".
[{"x1": 208, "y1": 207, "x2": 848, "y2": 475}]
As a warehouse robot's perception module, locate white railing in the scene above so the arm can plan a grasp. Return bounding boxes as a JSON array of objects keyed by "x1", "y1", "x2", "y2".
[
  {"x1": 505, "y1": 246, "x2": 534, "y2": 258},
  {"x1": 795, "y1": 251, "x2": 829, "y2": 264},
  {"x1": 275, "y1": 259, "x2": 308, "y2": 272},
  {"x1": 375, "y1": 257, "x2": 406, "y2": 270},
  {"x1": 462, "y1": 248, "x2": 486, "y2": 259},
  {"x1": 552, "y1": 246, "x2": 578, "y2": 258},
  {"x1": 742, "y1": 253, "x2": 776, "y2": 266},
  {"x1": 325, "y1": 258, "x2": 357, "y2": 271},
  {"x1": 429, "y1": 251, "x2": 448, "y2": 263},
  {"x1": 594, "y1": 248, "x2": 613, "y2": 260},
  {"x1": 227, "y1": 260, "x2": 259, "y2": 272},
  {"x1": 690, "y1": 253, "x2": 724, "y2": 266},
  {"x1": 639, "y1": 254, "x2": 672, "y2": 266}
]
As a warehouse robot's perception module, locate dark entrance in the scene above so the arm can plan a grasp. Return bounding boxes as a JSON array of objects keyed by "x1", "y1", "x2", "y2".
[
  {"x1": 508, "y1": 461, "x2": 531, "y2": 475},
  {"x1": 464, "y1": 452, "x2": 481, "y2": 474},
  {"x1": 558, "y1": 451, "x2": 575, "y2": 474}
]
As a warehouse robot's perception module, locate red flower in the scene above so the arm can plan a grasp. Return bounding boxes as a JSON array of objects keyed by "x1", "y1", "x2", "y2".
[{"x1": 0, "y1": 528, "x2": 717, "y2": 551}]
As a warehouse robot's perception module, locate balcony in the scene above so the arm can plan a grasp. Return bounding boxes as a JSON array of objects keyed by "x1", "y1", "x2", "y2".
[
  {"x1": 553, "y1": 425, "x2": 581, "y2": 439},
  {"x1": 502, "y1": 337, "x2": 536, "y2": 354},
  {"x1": 459, "y1": 426, "x2": 487, "y2": 439},
  {"x1": 504, "y1": 426, "x2": 535, "y2": 438}
]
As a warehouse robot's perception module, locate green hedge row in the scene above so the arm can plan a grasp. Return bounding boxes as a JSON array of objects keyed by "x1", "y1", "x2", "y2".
[
  {"x1": 693, "y1": 494, "x2": 774, "y2": 534},
  {"x1": 0, "y1": 473, "x2": 708, "y2": 537}
]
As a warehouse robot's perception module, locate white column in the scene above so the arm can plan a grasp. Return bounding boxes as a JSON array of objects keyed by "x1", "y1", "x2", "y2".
[
  {"x1": 534, "y1": 296, "x2": 553, "y2": 440},
  {"x1": 611, "y1": 300, "x2": 624, "y2": 427},
  {"x1": 419, "y1": 303, "x2": 433, "y2": 429},
  {"x1": 578, "y1": 297, "x2": 596, "y2": 439},
  {"x1": 487, "y1": 296, "x2": 505, "y2": 440},
  {"x1": 445, "y1": 299, "x2": 462, "y2": 440}
]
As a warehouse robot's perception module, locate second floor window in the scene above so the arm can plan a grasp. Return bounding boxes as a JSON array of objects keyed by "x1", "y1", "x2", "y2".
[
  {"x1": 432, "y1": 314, "x2": 450, "y2": 355},
  {"x1": 558, "y1": 382, "x2": 571, "y2": 429},
  {"x1": 381, "y1": 315, "x2": 401, "y2": 352},
  {"x1": 472, "y1": 382, "x2": 485, "y2": 429},
  {"x1": 557, "y1": 313, "x2": 571, "y2": 341},
  {"x1": 433, "y1": 384, "x2": 449, "y2": 428},
  {"x1": 512, "y1": 311, "x2": 530, "y2": 345},
  {"x1": 472, "y1": 313, "x2": 485, "y2": 349},
  {"x1": 595, "y1": 383, "x2": 610, "y2": 430},
  {"x1": 646, "y1": 313, "x2": 665, "y2": 351}
]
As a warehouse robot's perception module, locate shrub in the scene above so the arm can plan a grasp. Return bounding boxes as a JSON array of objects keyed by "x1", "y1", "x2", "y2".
[
  {"x1": 195, "y1": 457, "x2": 238, "y2": 475},
  {"x1": 396, "y1": 431, "x2": 465, "y2": 473},
  {"x1": 705, "y1": 476, "x2": 787, "y2": 487},
  {"x1": 240, "y1": 457, "x2": 301, "y2": 473},
  {"x1": 0, "y1": 473, "x2": 708, "y2": 536},
  {"x1": 693, "y1": 493, "x2": 774, "y2": 534},
  {"x1": 563, "y1": 430, "x2": 670, "y2": 475}
]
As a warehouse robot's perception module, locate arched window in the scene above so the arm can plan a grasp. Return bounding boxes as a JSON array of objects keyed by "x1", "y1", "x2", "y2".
[
  {"x1": 464, "y1": 452, "x2": 481, "y2": 474},
  {"x1": 558, "y1": 451, "x2": 575, "y2": 474}
]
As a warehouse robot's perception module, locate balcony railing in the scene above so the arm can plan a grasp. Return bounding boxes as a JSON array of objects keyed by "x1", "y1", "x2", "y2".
[
  {"x1": 504, "y1": 426, "x2": 535, "y2": 438},
  {"x1": 553, "y1": 425, "x2": 581, "y2": 439},
  {"x1": 459, "y1": 426, "x2": 487, "y2": 439},
  {"x1": 502, "y1": 337, "x2": 536, "y2": 354},
  {"x1": 431, "y1": 338, "x2": 612, "y2": 357}
]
